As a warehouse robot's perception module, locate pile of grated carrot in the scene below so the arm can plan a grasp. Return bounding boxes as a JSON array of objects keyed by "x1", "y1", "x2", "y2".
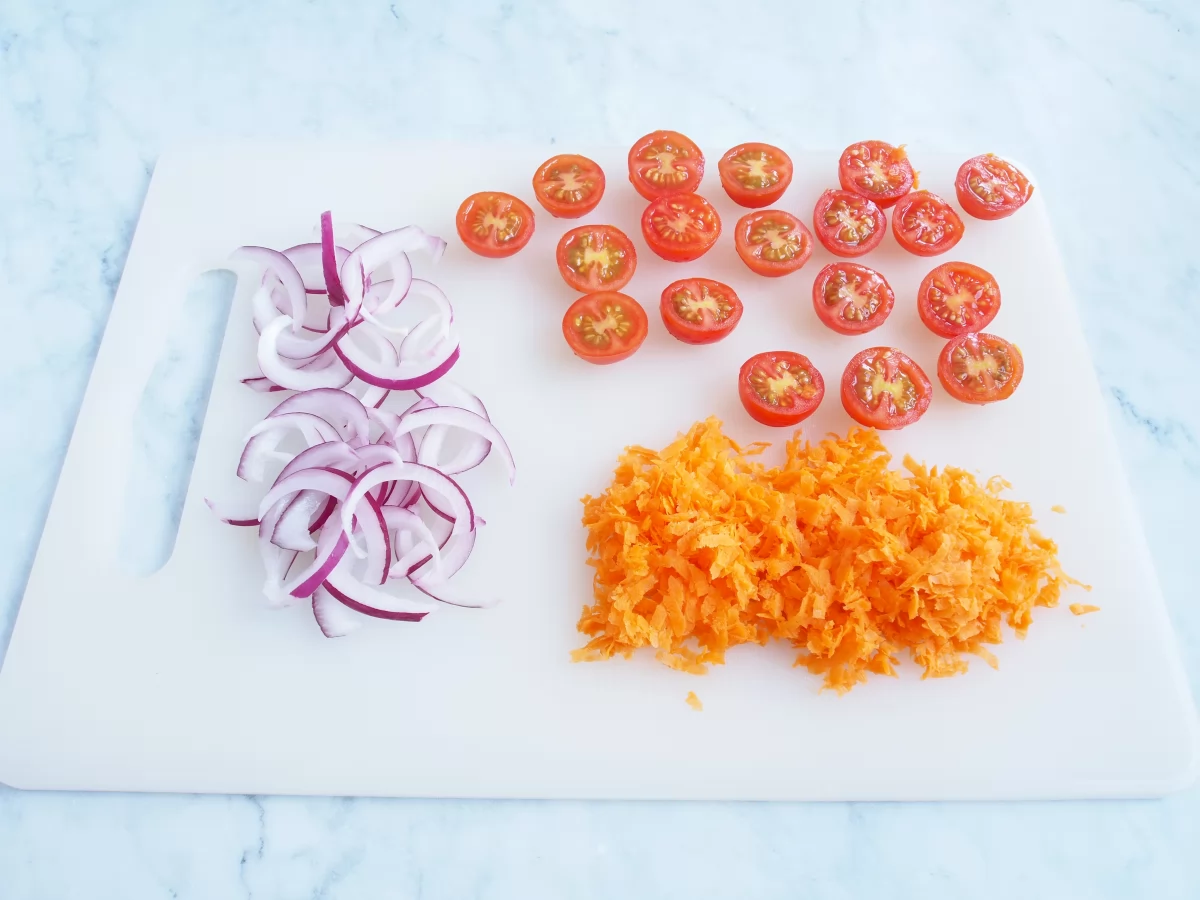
[{"x1": 573, "y1": 417, "x2": 1088, "y2": 692}]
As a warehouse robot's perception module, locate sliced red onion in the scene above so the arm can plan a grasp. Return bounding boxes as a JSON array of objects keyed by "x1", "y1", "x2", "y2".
[
  {"x1": 268, "y1": 388, "x2": 370, "y2": 448},
  {"x1": 286, "y1": 514, "x2": 350, "y2": 599},
  {"x1": 261, "y1": 543, "x2": 301, "y2": 608},
  {"x1": 271, "y1": 489, "x2": 326, "y2": 552},
  {"x1": 312, "y1": 585, "x2": 362, "y2": 637},
  {"x1": 271, "y1": 308, "x2": 350, "y2": 360},
  {"x1": 334, "y1": 329, "x2": 459, "y2": 390},
  {"x1": 382, "y1": 506, "x2": 444, "y2": 576},
  {"x1": 259, "y1": 316, "x2": 354, "y2": 391},
  {"x1": 204, "y1": 497, "x2": 258, "y2": 527},
  {"x1": 330, "y1": 222, "x2": 381, "y2": 251},
  {"x1": 232, "y1": 246, "x2": 307, "y2": 334},
  {"x1": 404, "y1": 407, "x2": 513, "y2": 481},
  {"x1": 324, "y1": 561, "x2": 435, "y2": 620},
  {"x1": 340, "y1": 227, "x2": 439, "y2": 321},
  {"x1": 319, "y1": 211, "x2": 349, "y2": 307},
  {"x1": 258, "y1": 465, "x2": 354, "y2": 520},
  {"x1": 275, "y1": 440, "x2": 360, "y2": 485},
  {"x1": 347, "y1": 325, "x2": 400, "y2": 408},
  {"x1": 417, "y1": 379, "x2": 489, "y2": 419},
  {"x1": 284, "y1": 241, "x2": 349, "y2": 295},
  {"x1": 358, "y1": 492, "x2": 392, "y2": 585},
  {"x1": 238, "y1": 412, "x2": 343, "y2": 482},
  {"x1": 341, "y1": 461, "x2": 473, "y2": 558},
  {"x1": 242, "y1": 375, "x2": 286, "y2": 393}
]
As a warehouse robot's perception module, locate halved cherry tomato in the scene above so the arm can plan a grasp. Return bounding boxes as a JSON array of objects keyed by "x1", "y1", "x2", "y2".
[
  {"x1": 641, "y1": 193, "x2": 721, "y2": 263},
  {"x1": 718, "y1": 143, "x2": 793, "y2": 208},
  {"x1": 891, "y1": 191, "x2": 964, "y2": 257},
  {"x1": 955, "y1": 154, "x2": 1034, "y2": 220},
  {"x1": 456, "y1": 192, "x2": 535, "y2": 258},
  {"x1": 841, "y1": 347, "x2": 932, "y2": 430},
  {"x1": 811, "y1": 263, "x2": 895, "y2": 335},
  {"x1": 812, "y1": 189, "x2": 886, "y2": 258},
  {"x1": 660, "y1": 278, "x2": 743, "y2": 344},
  {"x1": 733, "y1": 209, "x2": 813, "y2": 277},
  {"x1": 838, "y1": 141, "x2": 915, "y2": 209},
  {"x1": 562, "y1": 291, "x2": 648, "y2": 365},
  {"x1": 738, "y1": 351, "x2": 825, "y2": 427},
  {"x1": 917, "y1": 262, "x2": 1001, "y2": 337},
  {"x1": 532, "y1": 154, "x2": 606, "y2": 218},
  {"x1": 938, "y1": 332, "x2": 1024, "y2": 404},
  {"x1": 556, "y1": 225, "x2": 637, "y2": 292},
  {"x1": 628, "y1": 131, "x2": 705, "y2": 201}
]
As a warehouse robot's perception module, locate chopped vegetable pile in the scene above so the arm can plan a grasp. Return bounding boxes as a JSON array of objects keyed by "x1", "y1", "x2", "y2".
[{"x1": 574, "y1": 417, "x2": 1086, "y2": 691}]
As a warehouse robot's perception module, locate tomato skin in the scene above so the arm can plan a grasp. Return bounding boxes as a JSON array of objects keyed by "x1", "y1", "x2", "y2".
[
  {"x1": 659, "y1": 278, "x2": 743, "y2": 345},
  {"x1": 562, "y1": 291, "x2": 648, "y2": 365},
  {"x1": 718, "y1": 143, "x2": 794, "y2": 208},
  {"x1": 738, "y1": 351, "x2": 825, "y2": 427},
  {"x1": 838, "y1": 141, "x2": 915, "y2": 209},
  {"x1": 955, "y1": 154, "x2": 1033, "y2": 220},
  {"x1": 917, "y1": 262, "x2": 1001, "y2": 338},
  {"x1": 812, "y1": 189, "x2": 886, "y2": 258},
  {"x1": 532, "y1": 154, "x2": 606, "y2": 218},
  {"x1": 456, "y1": 192, "x2": 535, "y2": 258},
  {"x1": 840, "y1": 347, "x2": 933, "y2": 430},
  {"x1": 811, "y1": 263, "x2": 895, "y2": 335},
  {"x1": 628, "y1": 131, "x2": 705, "y2": 201},
  {"x1": 733, "y1": 209, "x2": 814, "y2": 277},
  {"x1": 890, "y1": 191, "x2": 965, "y2": 257},
  {"x1": 938, "y1": 333, "x2": 1024, "y2": 404},
  {"x1": 640, "y1": 193, "x2": 722, "y2": 263},
  {"x1": 555, "y1": 225, "x2": 637, "y2": 293}
]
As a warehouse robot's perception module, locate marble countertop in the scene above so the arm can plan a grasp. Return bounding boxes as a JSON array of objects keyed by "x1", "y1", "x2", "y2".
[{"x1": 2, "y1": 0, "x2": 1198, "y2": 896}]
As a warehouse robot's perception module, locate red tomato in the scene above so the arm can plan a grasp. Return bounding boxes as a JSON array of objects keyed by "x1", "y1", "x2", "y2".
[
  {"x1": 640, "y1": 193, "x2": 721, "y2": 262},
  {"x1": 532, "y1": 155, "x2": 606, "y2": 218},
  {"x1": 812, "y1": 189, "x2": 886, "y2": 257},
  {"x1": 738, "y1": 351, "x2": 825, "y2": 427},
  {"x1": 717, "y1": 143, "x2": 793, "y2": 208},
  {"x1": 628, "y1": 131, "x2": 705, "y2": 201},
  {"x1": 955, "y1": 154, "x2": 1034, "y2": 220},
  {"x1": 938, "y1": 332, "x2": 1024, "y2": 404},
  {"x1": 455, "y1": 192, "x2": 535, "y2": 258},
  {"x1": 733, "y1": 209, "x2": 813, "y2": 277},
  {"x1": 840, "y1": 347, "x2": 932, "y2": 430},
  {"x1": 891, "y1": 191, "x2": 964, "y2": 257},
  {"x1": 660, "y1": 278, "x2": 743, "y2": 344},
  {"x1": 811, "y1": 263, "x2": 895, "y2": 335},
  {"x1": 838, "y1": 141, "x2": 915, "y2": 209},
  {"x1": 562, "y1": 292, "x2": 648, "y2": 365},
  {"x1": 917, "y1": 262, "x2": 1001, "y2": 337},
  {"x1": 555, "y1": 225, "x2": 637, "y2": 293}
]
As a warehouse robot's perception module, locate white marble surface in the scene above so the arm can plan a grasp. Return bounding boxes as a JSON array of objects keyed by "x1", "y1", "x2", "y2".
[{"x1": 1, "y1": 0, "x2": 1198, "y2": 896}]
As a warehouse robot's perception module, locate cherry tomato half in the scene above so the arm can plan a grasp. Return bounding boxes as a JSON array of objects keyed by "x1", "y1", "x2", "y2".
[
  {"x1": 628, "y1": 131, "x2": 705, "y2": 201},
  {"x1": 838, "y1": 141, "x2": 915, "y2": 209},
  {"x1": 917, "y1": 262, "x2": 1001, "y2": 338},
  {"x1": 841, "y1": 347, "x2": 932, "y2": 430},
  {"x1": 660, "y1": 278, "x2": 743, "y2": 345},
  {"x1": 718, "y1": 143, "x2": 793, "y2": 208},
  {"x1": 812, "y1": 189, "x2": 886, "y2": 258},
  {"x1": 532, "y1": 154, "x2": 606, "y2": 218},
  {"x1": 891, "y1": 191, "x2": 964, "y2": 257},
  {"x1": 811, "y1": 263, "x2": 895, "y2": 335},
  {"x1": 938, "y1": 332, "x2": 1024, "y2": 404},
  {"x1": 556, "y1": 225, "x2": 637, "y2": 293},
  {"x1": 739, "y1": 351, "x2": 825, "y2": 427},
  {"x1": 955, "y1": 154, "x2": 1034, "y2": 220},
  {"x1": 456, "y1": 192, "x2": 535, "y2": 258},
  {"x1": 641, "y1": 193, "x2": 721, "y2": 262},
  {"x1": 733, "y1": 209, "x2": 813, "y2": 277},
  {"x1": 562, "y1": 291, "x2": 648, "y2": 365}
]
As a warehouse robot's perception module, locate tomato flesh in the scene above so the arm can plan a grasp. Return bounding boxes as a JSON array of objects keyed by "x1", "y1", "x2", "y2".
[
  {"x1": 660, "y1": 278, "x2": 743, "y2": 345},
  {"x1": 813, "y1": 189, "x2": 886, "y2": 258},
  {"x1": 811, "y1": 263, "x2": 895, "y2": 335},
  {"x1": 739, "y1": 351, "x2": 825, "y2": 427},
  {"x1": 838, "y1": 141, "x2": 915, "y2": 209},
  {"x1": 456, "y1": 192, "x2": 535, "y2": 258},
  {"x1": 532, "y1": 154, "x2": 606, "y2": 218},
  {"x1": 938, "y1": 332, "x2": 1024, "y2": 404},
  {"x1": 955, "y1": 154, "x2": 1033, "y2": 220},
  {"x1": 556, "y1": 225, "x2": 636, "y2": 293},
  {"x1": 734, "y1": 209, "x2": 813, "y2": 277},
  {"x1": 628, "y1": 131, "x2": 705, "y2": 201},
  {"x1": 917, "y1": 262, "x2": 1000, "y2": 337},
  {"x1": 562, "y1": 292, "x2": 648, "y2": 365},
  {"x1": 891, "y1": 190, "x2": 964, "y2": 257},
  {"x1": 718, "y1": 143, "x2": 793, "y2": 208},
  {"x1": 640, "y1": 193, "x2": 721, "y2": 262},
  {"x1": 840, "y1": 347, "x2": 932, "y2": 430}
]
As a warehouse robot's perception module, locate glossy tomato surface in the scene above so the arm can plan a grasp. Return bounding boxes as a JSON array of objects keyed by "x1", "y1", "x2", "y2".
[
  {"x1": 628, "y1": 131, "x2": 705, "y2": 201},
  {"x1": 641, "y1": 193, "x2": 721, "y2": 262},
  {"x1": 456, "y1": 192, "x2": 535, "y2": 258},
  {"x1": 938, "y1": 332, "x2": 1024, "y2": 404},
  {"x1": 917, "y1": 262, "x2": 1001, "y2": 337},
  {"x1": 555, "y1": 225, "x2": 637, "y2": 292},
  {"x1": 733, "y1": 209, "x2": 813, "y2": 277},
  {"x1": 739, "y1": 351, "x2": 825, "y2": 427},
  {"x1": 718, "y1": 143, "x2": 793, "y2": 208},
  {"x1": 659, "y1": 278, "x2": 743, "y2": 344},
  {"x1": 891, "y1": 191, "x2": 964, "y2": 257},
  {"x1": 562, "y1": 292, "x2": 648, "y2": 364},
  {"x1": 811, "y1": 263, "x2": 895, "y2": 335},
  {"x1": 532, "y1": 154, "x2": 606, "y2": 218},
  {"x1": 955, "y1": 154, "x2": 1034, "y2": 220},
  {"x1": 812, "y1": 189, "x2": 886, "y2": 257},
  {"x1": 838, "y1": 141, "x2": 915, "y2": 208},
  {"x1": 840, "y1": 347, "x2": 932, "y2": 430}
]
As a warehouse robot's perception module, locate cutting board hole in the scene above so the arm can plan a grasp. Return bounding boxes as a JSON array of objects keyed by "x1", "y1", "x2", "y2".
[{"x1": 118, "y1": 269, "x2": 236, "y2": 576}]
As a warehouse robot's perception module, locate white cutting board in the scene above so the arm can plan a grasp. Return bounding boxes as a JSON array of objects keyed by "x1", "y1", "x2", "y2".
[{"x1": 0, "y1": 145, "x2": 1195, "y2": 800}]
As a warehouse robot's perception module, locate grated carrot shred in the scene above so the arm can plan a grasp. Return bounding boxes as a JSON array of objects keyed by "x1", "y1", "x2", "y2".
[
  {"x1": 685, "y1": 691, "x2": 703, "y2": 711},
  {"x1": 1070, "y1": 604, "x2": 1100, "y2": 616},
  {"x1": 574, "y1": 417, "x2": 1086, "y2": 692}
]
